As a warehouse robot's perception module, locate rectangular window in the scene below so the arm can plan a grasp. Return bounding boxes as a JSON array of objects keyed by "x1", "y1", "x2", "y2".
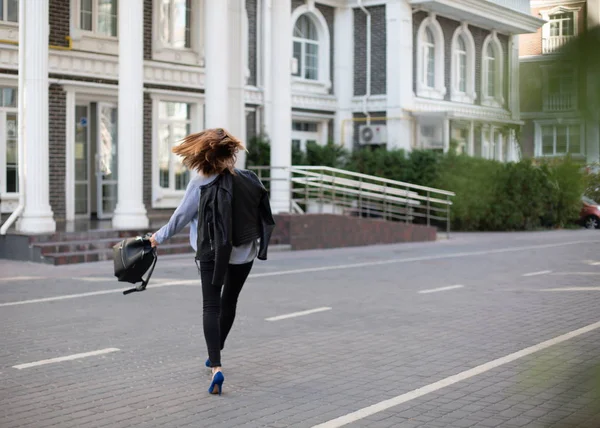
[
  {"x1": 158, "y1": 102, "x2": 192, "y2": 192},
  {"x1": 540, "y1": 124, "x2": 582, "y2": 156},
  {"x1": 79, "y1": 0, "x2": 117, "y2": 37},
  {"x1": 549, "y1": 12, "x2": 574, "y2": 37},
  {"x1": 159, "y1": 0, "x2": 192, "y2": 49},
  {"x1": 1, "y1": 86, "x2": 18, "y2": 198},
  {"x1": 0, "y1": 0, "x2": 18, "y2": 22}
]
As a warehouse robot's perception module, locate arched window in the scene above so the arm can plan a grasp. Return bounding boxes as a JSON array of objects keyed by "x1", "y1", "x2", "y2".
[
  {"x1": 416, "y1": 14, "x2": 446, "y2": 100},
  {"x1": 293, "y1": 15, "x2": 319, "y2": 80},
  {"x1": 451, "y1": 24, "x2": 476, "y2": 103},
  {"x1": 482, "y1": 33, "x2": 504, "y2": 107}
]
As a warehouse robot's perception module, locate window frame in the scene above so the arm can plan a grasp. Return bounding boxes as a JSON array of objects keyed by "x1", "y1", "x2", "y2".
[
  {"x1": 0, "y1": 84, "x2": 19, "y2": 213},
  {"x1": 0, "y1": 0, "x2": 18, "y2": 44},
  {"x1": 150, "y1": 93, "x2": 204, "y2": 209},
  {"x1": 153, "y1": 0, "x2": 204, "y2": 66},
  {"x1": 534, "y1": 120, "x2": 585, "y2": 158},
  {"x1": 0, "y1": 0, "x2": 18, "y2": 23},
  {"x1": 450, "y1": 23, "x2": 476, "y2": 104},
  {"x1": 70, "y1": 0, "x2": 119, "y2": 55},
  {"x1": 540, "y1": 6, "x2": 581, "y2": 54},
  {"x1": 292, "y1": 15, "x2": 320, "y2": 81},
  {"x1": 416, "y1": 13, "x2": 446, "y2": 100},
  {"x1": 481, "y1": 32, "x2": 504, "y2": 108},
  {"x1": 542, "y1": 65, "x2": 577, "y2": 112},
  {"x1": 290, "y1": 5, "x2": 332, "y2": 94}
]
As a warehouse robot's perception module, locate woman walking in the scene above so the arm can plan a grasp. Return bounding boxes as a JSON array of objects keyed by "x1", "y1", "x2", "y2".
[{"x1": 150, "y1": 128, "x2": 275, "y2": 395}]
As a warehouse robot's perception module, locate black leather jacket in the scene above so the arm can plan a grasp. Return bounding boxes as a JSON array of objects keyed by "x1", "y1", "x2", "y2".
[{"x1": 195, "y1": 169, "x2": 275, "y2": 286}]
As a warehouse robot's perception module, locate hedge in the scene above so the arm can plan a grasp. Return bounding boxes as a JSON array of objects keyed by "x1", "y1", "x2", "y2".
[{"x1": 245, "y1": 137, "x2": 585, "y2": 231}]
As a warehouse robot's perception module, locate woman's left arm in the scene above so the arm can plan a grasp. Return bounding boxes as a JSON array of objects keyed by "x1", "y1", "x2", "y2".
[{"x1": 152, "y1": 181, "x2": 199, "y2": 246}]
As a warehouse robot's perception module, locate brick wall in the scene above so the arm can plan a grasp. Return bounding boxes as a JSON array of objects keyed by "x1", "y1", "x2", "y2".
[
  {"x1": 144, "y1": 0, "x2": 153, "y2": 60},
  {"x1": 318, "y1": 3, "x2": 335, "y2": 95},
  {"x1": 143, "y1": 93, "x2": 153, "y2": 214},
  {"x1": 274, "y1": 214, "x2": 437, "y2": 250},
  {"x1": 49, "y1": 0, "x2": 70, "y2": 47},
  {"x1": 354, "y1": 5, "x2": 387, "y2": 96},
  {"x1": 246, "y1": 0, "x2": 258, "y2": 86},
  {"x1": 49, "y1": 84, "x2": 66, "y2": 220}
]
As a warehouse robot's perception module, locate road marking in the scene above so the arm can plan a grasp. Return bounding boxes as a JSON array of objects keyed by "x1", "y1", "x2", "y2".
[
  {"x1": 541, "y1": 287, "x2": 600, "y2": 292},
  {"x1": 13, "y1": 348, "x2": 120, "y2": 370},
  {"x1": 311, "y1": 319, "x2": 600, "y2": 428},
  {"x1": 551, "y1": 272, "x2": 600, "y2": 276},
  {"x1": 2, "y1": 239, "x2": 599, "y2": 307},
  {"x1": 265, "y1": 307, "x2": 332, "y2": 321},
  {"x1": 418, "y1": 285, "x2": 464, "y2": 294},
  {"x1": 73, "y1": 277, "x2": 116, "y2": 282},
  {"x1": 0, "y1": 276, "x2": 43, "y2": 282},
  {"x1": 523, "y1": 270, "x2": 552, "y2": 277},
  {"x1": 0, "y1": 280, "x2": 177, "y2": 307}
]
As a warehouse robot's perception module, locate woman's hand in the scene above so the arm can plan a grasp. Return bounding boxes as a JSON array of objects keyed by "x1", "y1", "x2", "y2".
[{"x1": 149, "y1": 234, "x2": 159, "y2": 248}]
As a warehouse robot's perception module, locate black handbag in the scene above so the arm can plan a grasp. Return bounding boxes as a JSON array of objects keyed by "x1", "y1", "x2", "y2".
[{"x1": 113, "y1": 234, "x2": 158, "y2": 295}]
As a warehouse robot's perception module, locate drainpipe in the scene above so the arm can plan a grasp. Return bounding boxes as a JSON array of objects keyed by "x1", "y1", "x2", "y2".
[
  {"x1": 357, "y1": 0, "x2": 371, "y2": 125},
  {"x1": 1, "y1": 0, "x2": 25, "y2": 235}
]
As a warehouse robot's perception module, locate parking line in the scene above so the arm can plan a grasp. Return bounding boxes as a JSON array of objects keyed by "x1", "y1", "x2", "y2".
[
  {"x1": 311, "y1": 319, "x2": 600, "y2": 428},
  {"x1": 13, "y1": 348, "x2": 120, "y2": 370},
  {"x1": 0, "y1": 276, "x2": 44, "y2": 283},
  {"x1": 418, "y1": 285, "x2": 464, "y2": 294},
  {"x1": 265, "y1": 307, "x2": 332, "y2": 321},
  {"x1": 523, "y1": 270, "x2": 552, "y2": 277}
]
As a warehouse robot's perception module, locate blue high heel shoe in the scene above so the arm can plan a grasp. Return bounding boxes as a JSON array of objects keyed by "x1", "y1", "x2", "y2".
[
  {"x1": 205, "y1": 359, "x2": 211, "y2": 368},
  {"x1": 208, "y1": 371, "x2": 224, "y2": 395}
]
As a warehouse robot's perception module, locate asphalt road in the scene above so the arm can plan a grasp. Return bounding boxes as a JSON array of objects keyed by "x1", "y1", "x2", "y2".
[{"x1": 2, "y1": 230, "x2": 600, "y2": 428}]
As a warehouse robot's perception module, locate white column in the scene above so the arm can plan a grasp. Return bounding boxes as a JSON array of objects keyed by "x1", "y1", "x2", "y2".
[
  {"x1": 261, "y1": 0, "x2": 272, "y2": 135},
  {"x1": 386, "y1": 0, "x2": 413, "y2": 151},
  {"x1": 205, "y1": 0, "x2": 229, "y2": 128},
  {"x1": 17, "y1": 0, "x2": 56, "y2": 233},
  {"x1": 228, "y1": 0, "x2": 247, "y2": 167},
  {"x1": 508, "y1": 35, "x2": 520, "y2": 121},
  {"x1": 269, "y1": 0, "x2": 292, "y2": 213},
  {"x1": 442, "y1": 118, "x2": 450, "y2": 153},
  {"x1": 468, "y1": 120, "x2": 475, "y2": 156},
  {"x1": 334, "y1": 6, "x2": 354, "y2": 149},
  {"x1": 112, "y1": 0, "x2": 148, "y2": 230}
]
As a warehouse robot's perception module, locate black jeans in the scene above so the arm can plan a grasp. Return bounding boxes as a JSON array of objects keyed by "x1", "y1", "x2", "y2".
[{"x1": 200, "y1": 260, "x2": 253, "y2": 367}]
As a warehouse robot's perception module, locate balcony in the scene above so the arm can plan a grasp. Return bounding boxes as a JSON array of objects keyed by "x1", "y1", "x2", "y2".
[
  {"x1": 543, "y1": 92, "x2": 576, "y2": 112},
  {"x1": 542, "y1": 36, "x2": 575, "y2": 54}
]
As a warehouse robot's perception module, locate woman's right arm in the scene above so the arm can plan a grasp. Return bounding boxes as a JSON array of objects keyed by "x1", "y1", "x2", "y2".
[{"x1": 153, "y1": 180, "x2": 199, "y2": 245}]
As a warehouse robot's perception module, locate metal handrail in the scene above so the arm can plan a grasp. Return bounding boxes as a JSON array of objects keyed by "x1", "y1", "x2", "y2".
[{"x1": 247, "y1": 165, "x2": 455, "y2": 237}]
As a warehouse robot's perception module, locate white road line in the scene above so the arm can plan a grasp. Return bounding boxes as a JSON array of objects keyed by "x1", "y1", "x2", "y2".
[
  {"x1": 551, "y1": 272, "x2": 600, "y2": 276},
  {"x1": 541, "y1": 287, "x2": 600, "y2": 292},
  {"x1": 13, "y1": 348, "x2": 120, "y2": 370},
  {"x1": 418, "y1": 285, "x2": 464, "y2": 294},
  {"x1": 0, "y1": 280, "x2": 181, "y2": 307},
  {"x1": 0, "y1": 276, "x2": 43, "y2": 282},
  {"x1": 523, "y1": 270, "x2": 552, "y2": 277},
  {"x1": 265, "y1": 307, "x2": 332, "y2": 321},
  {"x1": 311, "y1": 319, "x2": 600, "y2": 428},
  {"x1": 73, "y1": 277, "x2": 116, "y2": 282},
  {"x1": 2, "y1": 239, "x2": 599, "y2": 307}
]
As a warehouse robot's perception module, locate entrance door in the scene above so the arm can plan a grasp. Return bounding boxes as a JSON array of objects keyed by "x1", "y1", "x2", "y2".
[
  {"x1": 74, "y1": 105, "x2": 91, "y2": 217},
  {"x1": 95, "y1": 104, "x2": 118, "y2": 219}
]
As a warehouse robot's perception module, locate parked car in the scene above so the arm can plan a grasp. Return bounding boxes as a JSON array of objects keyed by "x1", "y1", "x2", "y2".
[{"x1": 581, "y1": 196, "x2": 600, "y2": 229}]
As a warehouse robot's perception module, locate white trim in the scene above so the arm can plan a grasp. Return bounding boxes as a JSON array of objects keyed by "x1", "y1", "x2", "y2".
[
  {"x1": 152, "y1": 0, "x2": 203, "y2": 66},
  {"x1": 450, "y1": 23, "x2": 476, "y2": 104},
  {"x1": 416, "y1": 13, "x2": 446, "y2": 100},
  {"x1": 540, "y1": 5, "x2": 580, "y2": 55},
  {"x1": 290, "y1": 4, "x2": 332, "y2": 94},
  {"x1": 0, "y1": 21, "x2": 18, "y2": 44},
  {"x1": 481, "y1": 31, "x2": 504, "y2": 108}
]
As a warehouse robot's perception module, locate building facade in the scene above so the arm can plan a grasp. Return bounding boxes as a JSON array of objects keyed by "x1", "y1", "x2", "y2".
[
  {"x1": 519, "y1": 0, "x2": 600, "y2": 162},
  {"x1": 0, "y1": 0, "x2": 541, "y2": 234}
]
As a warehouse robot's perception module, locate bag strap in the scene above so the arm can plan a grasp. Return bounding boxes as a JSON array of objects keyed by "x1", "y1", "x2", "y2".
[{"x1": 123, "y1": 248, "x2": 158, "y2": 295}]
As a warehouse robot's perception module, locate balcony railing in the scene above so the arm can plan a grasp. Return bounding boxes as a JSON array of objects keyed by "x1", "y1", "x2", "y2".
[
  {"x1": 543, "y1": 92, "x2": 576, "y2": 112},
  {"x1": 485, "y1": 0, "x2": 531, "y2": 14},
  {"x1": 543, "y1": 36, "x2": 574, "y2": 54}
]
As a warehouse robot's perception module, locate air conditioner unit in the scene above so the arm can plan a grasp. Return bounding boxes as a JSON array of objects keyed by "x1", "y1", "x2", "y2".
[{"x1": 358, "y1": 125, "x2": 387, "y2": 145}]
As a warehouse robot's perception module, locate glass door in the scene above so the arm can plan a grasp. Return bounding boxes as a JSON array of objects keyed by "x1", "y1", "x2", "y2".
[
  {"x1": 74, "y1": 105, "x2": 90, "y2": 217},
  {"x1": 96, "y1": 104, "x2": 118, "y2": 219}
]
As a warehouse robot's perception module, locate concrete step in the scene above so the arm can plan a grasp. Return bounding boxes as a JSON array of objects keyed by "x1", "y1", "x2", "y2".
[{"x1": 33, "y1": 234, "x2": 189, "y2": 255}]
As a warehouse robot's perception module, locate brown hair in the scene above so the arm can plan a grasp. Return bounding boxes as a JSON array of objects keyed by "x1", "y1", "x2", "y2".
[{"x1": 172, "y1": 128, "x2": 245, "y2": 175}]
